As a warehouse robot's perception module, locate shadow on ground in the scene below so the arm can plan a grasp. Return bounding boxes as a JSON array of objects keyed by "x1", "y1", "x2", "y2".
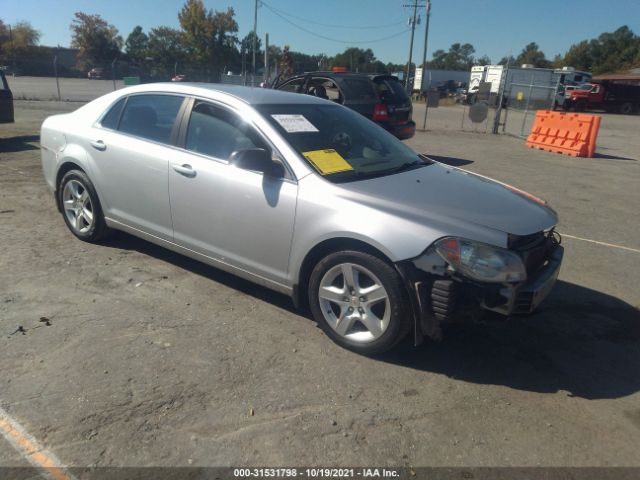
[
  {"x1": 102, "y1": 232, "x2": 300, "y2": 316},
  {"x1": 103, "y1": 232, "x2": 640, "y2": 401},
  {"x1": 0, "y1": 135, "x2": 39, "y2": 153},
  {"x1": 594, "y1": 152, "x2": 637, "y2": 161},
  {"x1": 380, "y1": 281, "x2": 640, "y2": 400},
  {"x1": 427, "y1": 155, "x2": 474, "y2": 167}
]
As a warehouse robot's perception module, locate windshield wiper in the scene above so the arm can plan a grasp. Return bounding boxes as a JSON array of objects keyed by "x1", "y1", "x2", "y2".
[
  {"x1": 327, "y1": 160, "x2": 428, "y2": 183},
  {"x1": 383, "y1": 160, "x2": 427, "y2": 175}
]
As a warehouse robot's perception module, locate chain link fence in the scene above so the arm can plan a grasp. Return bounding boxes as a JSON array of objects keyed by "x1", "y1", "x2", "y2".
[
  {"x1": 5, "y1": 55, "x2": 562, "y2": 143},
  {"x1": 2, "y1": 56, "x2": 269, "y2": 102}
]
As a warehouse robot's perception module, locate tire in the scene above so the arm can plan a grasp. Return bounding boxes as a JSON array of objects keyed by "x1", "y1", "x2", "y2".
[
  {"x1": 619, "y1": 102, "x2": 634, "y2": 115},
  {"x1": 308, "y1": 250, "x2": 410, "y2": 355},
  {"x1": 58, "y1": 169, "x2": 110, "y2": 242},
  {"x1": 575, "y1": 100, "x2": 587, "y2": 112}
]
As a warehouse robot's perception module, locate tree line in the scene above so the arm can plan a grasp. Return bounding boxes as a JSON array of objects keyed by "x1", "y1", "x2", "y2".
[{"x1": 1, "y1": 2, "x2": 638, "y2": 80}]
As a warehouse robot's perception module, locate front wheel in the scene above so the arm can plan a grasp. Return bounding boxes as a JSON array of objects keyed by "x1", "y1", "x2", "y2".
[{"x1": 308, "y1": 250, "x2": 410, "y2": 355}]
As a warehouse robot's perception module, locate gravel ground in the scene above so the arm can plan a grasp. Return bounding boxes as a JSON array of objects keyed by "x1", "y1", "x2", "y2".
[{"x1": 0, "y1": 100, "x2": 639, "y2": 470}]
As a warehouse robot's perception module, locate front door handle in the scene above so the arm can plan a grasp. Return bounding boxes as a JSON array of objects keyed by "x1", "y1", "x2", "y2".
[
  {"x1": 90, "y1": 140, "x2": 106, "y2": 151},
  {"x1": 171, "y1": 163, "x2": 197, "y2": 178}
]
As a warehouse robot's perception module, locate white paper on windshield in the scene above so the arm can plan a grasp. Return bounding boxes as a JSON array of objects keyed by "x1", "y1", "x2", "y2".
[{"x1": 271, "y1": 114, "x2": 319, "y2": 133}]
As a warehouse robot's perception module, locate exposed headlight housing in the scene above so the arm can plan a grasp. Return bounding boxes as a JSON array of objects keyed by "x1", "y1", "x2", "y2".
[{"x1": 434, "y1": 237, "x2": 527, "y2": 283}]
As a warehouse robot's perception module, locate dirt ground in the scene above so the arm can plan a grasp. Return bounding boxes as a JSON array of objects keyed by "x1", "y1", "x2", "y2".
[{"x1": 1, "y1": 101, "x2": 639, "y2": 470}]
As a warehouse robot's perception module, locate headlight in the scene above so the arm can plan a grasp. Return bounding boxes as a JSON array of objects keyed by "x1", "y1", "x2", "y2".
[{"x1": 434, "y1": 237, "x2": 526, "y2": 283}]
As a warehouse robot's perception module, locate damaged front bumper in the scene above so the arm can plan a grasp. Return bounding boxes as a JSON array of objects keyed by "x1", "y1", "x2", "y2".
[
  {"x1": 484, "y1": 244, "x2": 563, "y2": 315},
  {"x1": 397, "y1": 240, "x2": 564, "y2": 344}
]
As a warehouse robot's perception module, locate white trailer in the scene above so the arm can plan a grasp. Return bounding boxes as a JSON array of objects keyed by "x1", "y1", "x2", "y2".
[
  {"x1": 469, "y1": 65, "x2": 486, "y2": 94},
  {"x1": 414, "y1": 68, "x2": 471, "y2": 93}
]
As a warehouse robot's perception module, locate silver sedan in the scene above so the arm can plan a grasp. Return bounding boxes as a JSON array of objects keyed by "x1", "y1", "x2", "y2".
[{"x1": 41, "y1": 83, "x2": 563, "y2": 354}]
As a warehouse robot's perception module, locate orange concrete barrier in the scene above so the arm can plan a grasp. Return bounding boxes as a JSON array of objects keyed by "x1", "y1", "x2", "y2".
[{"x1": 526, "y1": 110, "x2": 601, "y2": 157}]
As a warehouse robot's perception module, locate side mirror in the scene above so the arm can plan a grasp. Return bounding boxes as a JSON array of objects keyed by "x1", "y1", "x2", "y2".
[{"x1": 229, "y1": 148, "x2": 285, "y2": 178}]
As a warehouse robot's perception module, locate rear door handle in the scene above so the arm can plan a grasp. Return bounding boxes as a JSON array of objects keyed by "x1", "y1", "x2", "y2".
[
  {"x1": 171, "y1": 163, "x2": 197, "y2": 178},
  {"x1": 90, "y1": 140, "x2": 106, "y2": 151}
]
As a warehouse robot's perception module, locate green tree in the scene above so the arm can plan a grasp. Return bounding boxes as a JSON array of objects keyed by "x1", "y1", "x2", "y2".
[
  {"x1": 515, "y1": 42, "x2": 551, "y2": 68},
  {"x1": 278, "y1": 45, "x2": 294, "y2": 79},
  {"x1": 497, "y1": 55, "x2": 515, "y2": 66},
  {"x1": 429, "y1": 43, "x2": 476, "y2": 70},
  {"x1": 147, "y1": 26, "x2": 185, "y2": 77},
  {"x1": 332, "y1": 47, "x2": 376, "y2": 72},
  {"x1": 562, "y1": 40, "x2": 592, "y2": 71},
  {"x1": 589, "y1": 26, "x2": 639, "y2": 74},
  {"x1": 0, "y1": 20, "x2": 40, "y2": 62},
  {"x1": 241, "y1": 31, "x2": 262, "y2": 56},
  {"x1": 559, "y1": 26, "x2": 640, "y2": 74},
  {"x1": 476, "y1": 55, "x2": 491, "y2": 66},
  {"x1": 178, "y1": 0, "x2": 238, "y2": 77},
  {"x1": 125, "y1": 26, "x2": 148, "y2": 65},
  {"x1": 70, "y1": 12, "x2": 122, "y2": 70}
]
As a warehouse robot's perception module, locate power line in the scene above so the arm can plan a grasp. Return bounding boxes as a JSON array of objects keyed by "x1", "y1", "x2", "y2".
[
  {"x1": 262, "y1": 2, "x2": 410, "y2": 44},
  {"x1": 261, "y1": 1, "x2": 405, "y2": 30}
]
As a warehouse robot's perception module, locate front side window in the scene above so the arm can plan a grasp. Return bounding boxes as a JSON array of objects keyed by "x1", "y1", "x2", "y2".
[
  {"x1": 118, "y1": 94, "x2": 184, "y2": 144},
  {"x1": 185, "y1": 102, "x2": 263, "y2": 160},
  {"x1": 278, "y1": 78, "x2": 304, "y2": 93},
  {"x1": 307, "y1": 78, "x2": 343, "y2": 103}
]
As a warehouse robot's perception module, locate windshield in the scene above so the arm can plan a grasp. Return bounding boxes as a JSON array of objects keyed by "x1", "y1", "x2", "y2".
[{"x1": 257, "y1": 103, "x2": 427, "y2": 183}]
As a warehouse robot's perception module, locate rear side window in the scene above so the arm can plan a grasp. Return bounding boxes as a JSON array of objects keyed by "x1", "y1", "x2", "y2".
[
  {"x1": 341, "y1": 78, "x2": 377, "y2": 100},
  {"x1": 373, "y1": 77, "x2": 410, "y2": 103},
  {"x1": 100, "y1": 98, "x2": 126, "y2": 129},
  {"x1": 118, "y1": 94, "x2": 184, "y2": 144}
]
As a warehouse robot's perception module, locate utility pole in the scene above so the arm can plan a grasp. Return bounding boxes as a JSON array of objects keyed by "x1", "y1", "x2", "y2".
[
  {"x1": 252, "y1": 0, "x2": 258, "y2": 80},
  {"x1": 264, "y1": 33, "x2": 269, "y2": 85},
  {"x1": 403, "y1": 2, "x2": 425, "y2": 92},
  {"x1": 421, "y1": 0, "x2": 432, "y2": 129}
]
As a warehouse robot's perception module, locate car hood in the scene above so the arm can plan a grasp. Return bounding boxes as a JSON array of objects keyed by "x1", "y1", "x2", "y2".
[{"x1": 336, "y1": 162, "x2": 558, "y2": 237}]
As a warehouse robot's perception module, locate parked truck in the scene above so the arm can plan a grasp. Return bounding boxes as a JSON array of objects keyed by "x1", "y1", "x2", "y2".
[{"x1": 563, "y1": 76, "x2": 640, "y2": 114}]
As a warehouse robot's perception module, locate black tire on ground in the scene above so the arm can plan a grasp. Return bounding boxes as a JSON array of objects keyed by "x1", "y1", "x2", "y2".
[
  {"x1": 58, "y1": 169, "x2": 111, "y2": 242},
  {"x1": 619, "y1": 102, "x2": 634, "y2": 115},
  {"x1": 308, "y1": 250, "x2": 410, "y2": 355},
  {"x1": 575, "y1": 100, "x2": 587, "y2": 112}
]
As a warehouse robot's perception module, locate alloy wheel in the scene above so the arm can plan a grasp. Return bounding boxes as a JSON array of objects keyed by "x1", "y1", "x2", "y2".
[
  {"x1": 62, "y1": 179, "x2": 95, "y2": 234},
  {"x1": 318, "y1": 262, "x2": 391, "y2": 343}
]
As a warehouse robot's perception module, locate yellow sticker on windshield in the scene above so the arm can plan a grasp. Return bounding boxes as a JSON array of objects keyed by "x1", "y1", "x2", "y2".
[{"x1": 302, "y1": 149, "x2": 353, "y2": 175}]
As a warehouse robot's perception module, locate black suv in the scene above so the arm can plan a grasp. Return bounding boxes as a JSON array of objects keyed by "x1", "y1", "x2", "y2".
[
  {"x1": 0, "y1": 69, "x2": 14, "y2": 124},
  {"x1": 272, "y1": 72, "x2": 415, "y2": 140}
]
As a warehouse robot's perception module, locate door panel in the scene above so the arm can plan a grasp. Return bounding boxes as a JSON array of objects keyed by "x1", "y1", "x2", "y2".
[
  {"x1": 169, "y1": 151, "x2": 297, "y2": 285},
  {"x1": 85, "y1": 129, "x2": 175, "y2": 240}
]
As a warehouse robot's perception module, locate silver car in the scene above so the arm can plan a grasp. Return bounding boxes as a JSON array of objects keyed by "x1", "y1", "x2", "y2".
[{"x1": 41, "y1": 83, "x2": 563, "y2": 354}]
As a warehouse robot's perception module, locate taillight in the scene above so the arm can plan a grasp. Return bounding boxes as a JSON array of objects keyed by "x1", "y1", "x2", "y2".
[{"x1": 372, "y1": 103, "x2": 389, "y2": 121}]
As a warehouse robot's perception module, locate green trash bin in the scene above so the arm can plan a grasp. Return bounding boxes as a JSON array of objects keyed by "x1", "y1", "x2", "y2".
[{"x1": 123, "y1": 76, "x2": 141, "y2": 86}]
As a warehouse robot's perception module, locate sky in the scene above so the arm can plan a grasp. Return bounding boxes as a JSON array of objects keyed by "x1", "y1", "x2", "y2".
[{"x1": 3, "y1": 0, "x2": 640, "y2": 65}]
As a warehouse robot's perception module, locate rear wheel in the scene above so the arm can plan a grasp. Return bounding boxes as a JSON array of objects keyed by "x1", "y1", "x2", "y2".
[
  {"x1": 58, "y1": 170, "x2": 110, "y2": 242},
  {"x1": 620, "y1": 102, "x2": 634, "y2": 115},
  {"x1": 308, "y1": 250, "x2": 410, "y2": 355}
]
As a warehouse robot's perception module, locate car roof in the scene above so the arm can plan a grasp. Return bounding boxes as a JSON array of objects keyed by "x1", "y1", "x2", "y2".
[
  {"x1": 117, "y1": 82, "x2": 329, "y2": 106},
  {"x1": 300, "y1": 71, "x2": 371, "y2": 77},
  {"x1": 367, "y1": 74, "x2": 401, "y2": 81}
]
